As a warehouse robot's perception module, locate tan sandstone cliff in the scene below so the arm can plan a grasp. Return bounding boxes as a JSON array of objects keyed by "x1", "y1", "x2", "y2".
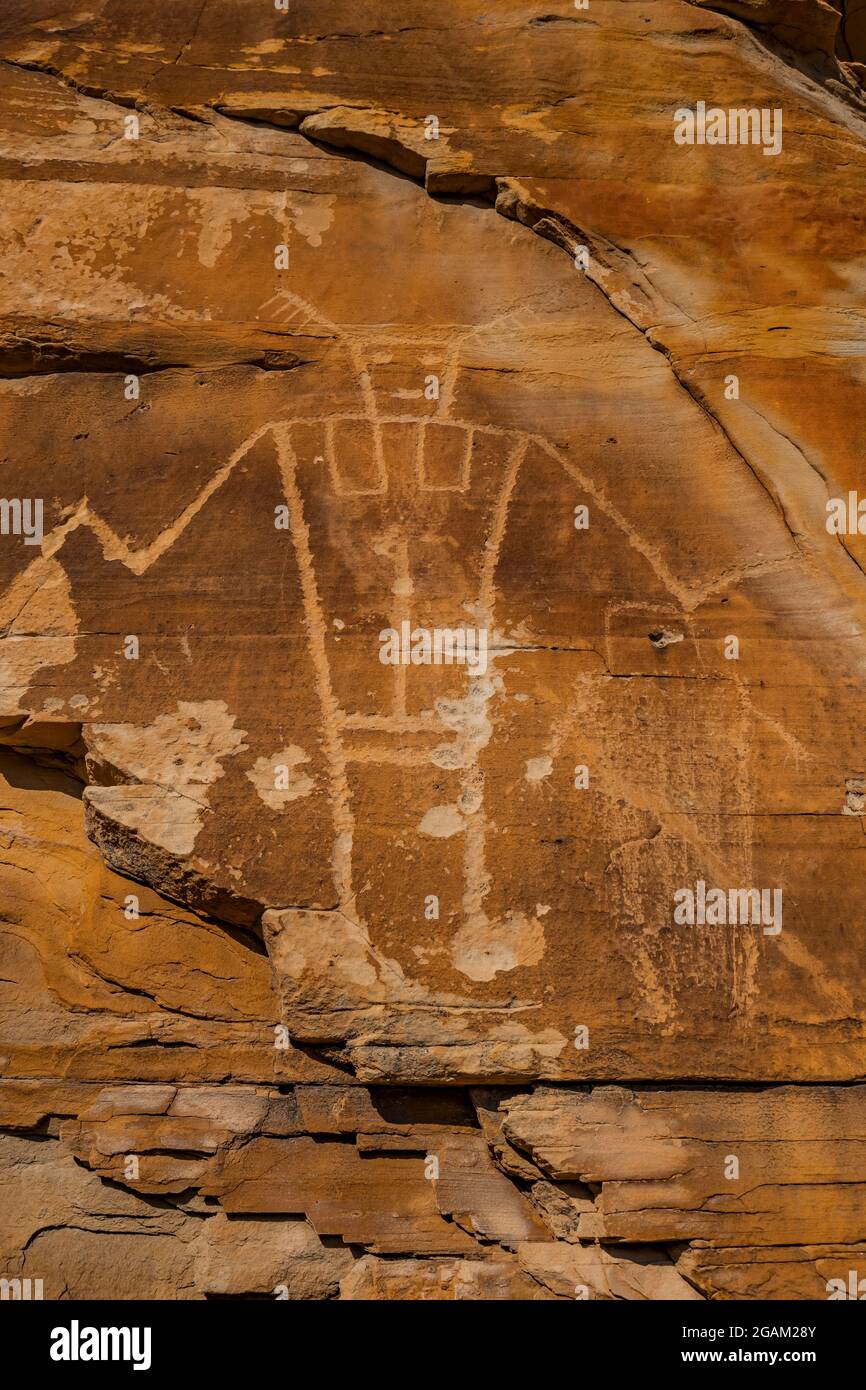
[{"x1": 0, "y1": 0, "x2": 865, "y2": 1300}]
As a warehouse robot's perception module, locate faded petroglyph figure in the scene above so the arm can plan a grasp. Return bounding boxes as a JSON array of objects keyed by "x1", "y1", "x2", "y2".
[
  {"x1": 3, "y1": 0, "x2": 866, "y2": 1310},
  {"x1": 252, "y1": 295, "x2": 768, "y2": 1019},
  {"x1": 254, "y1": 290, "x2": 556, "y2": 991},
  {"x1": 0, "y1": 121, "x2": 824, "y2": 1089},
  {"x1": 0, "y1": 272, "x2": 781, "y2": 1066}
]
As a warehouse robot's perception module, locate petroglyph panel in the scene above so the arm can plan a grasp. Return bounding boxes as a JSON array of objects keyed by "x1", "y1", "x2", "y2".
[{"x1": 1, "y1": 0, "x2": 866, "y2": 1305}]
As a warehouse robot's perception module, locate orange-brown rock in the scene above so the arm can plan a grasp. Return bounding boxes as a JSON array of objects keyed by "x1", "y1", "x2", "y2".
[
  {"x1": 503, "y1": 1085, "x2": 866, "y2": 1245},
  {"x1": 1, "y1": 0, "x2": 865, "y2": 1301}
]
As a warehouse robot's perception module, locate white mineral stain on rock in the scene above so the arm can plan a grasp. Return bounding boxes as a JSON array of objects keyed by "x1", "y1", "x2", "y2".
[
  {"x1": 85, "y1": 782, "x2": 206, "y2": 858},
  {"x1": 525, "y1": 755, "x2": 553, "y2": 782},
  {"x1": 451, "y1": 911, "x2": 546, "y2": 982},
  {"x1": 458, "y1": 781, "x2": 483, "y2": 815},
  {"x1": 418, "y1": 804, "x2": 465, "y2": 838},
  {"x1": 430, "y1": 745, "x2": 465, "y2": 770},
  {"x1": 431, "y1": 672, "x2": 502, "y2": 771},
  {"x1": 264, "y1": 906, "x2": 428, "y2": 1000},
  {"x1": 500, "y1": 105, "x2": 563, "y2": 145},
  {"x1": 86, "y1": 700, "x2": 247, "y2": 855},
  {"x1": 288, "y1": 192, "x2": 336, "y2": 247},
  {"x1": 246, "y1": 745, "x2": 315, "y2": 810},
  {"x1": 649, "y1": 628, "x2": 684, "y2": 649},
  {"x1": 0, "y1": 183, "x2": 197, "y2": 322},
  {"x1": 189, "y1": 188, "x2": 258, "y2": 269}
]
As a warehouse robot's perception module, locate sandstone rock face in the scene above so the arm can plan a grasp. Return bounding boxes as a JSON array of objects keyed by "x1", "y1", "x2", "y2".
[{"x1": 0, "y1": 0, "x2": 865, "y2": 1301}]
